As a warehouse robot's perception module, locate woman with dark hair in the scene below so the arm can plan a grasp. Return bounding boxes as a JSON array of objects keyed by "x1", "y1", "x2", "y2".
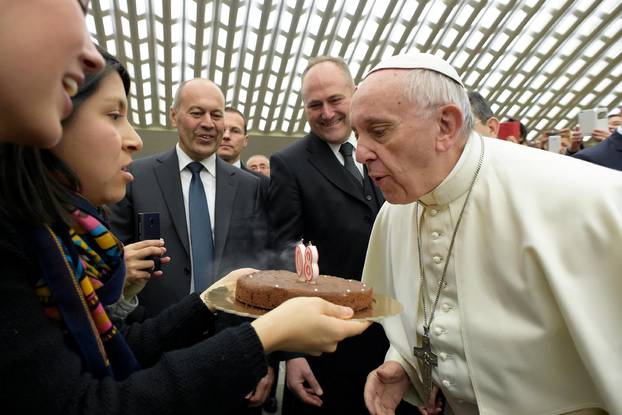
[{"x1": 0, "y1": 49, "x2": 370, "y2": 414}]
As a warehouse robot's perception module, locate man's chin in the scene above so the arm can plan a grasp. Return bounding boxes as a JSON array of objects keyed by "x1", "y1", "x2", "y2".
[
  {"x1": 191, "y1": 146, "x2": 217, "y2": 160},
  {"x1": 376, "y1": 182, "x2": 414, "y2": 205}
]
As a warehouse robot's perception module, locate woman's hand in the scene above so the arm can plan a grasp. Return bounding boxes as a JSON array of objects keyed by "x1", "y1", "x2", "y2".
[
  {"x1": 123, "y1": 239, "x2": 170, "y2": 299},
  {"x1": 251, "y1": 297, "x2": 371, "y2": 355}
]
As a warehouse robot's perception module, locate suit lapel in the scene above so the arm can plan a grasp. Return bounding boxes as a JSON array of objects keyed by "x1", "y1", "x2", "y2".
[
  {"x1": 214, "y1": 158, "x2": 237, "y2": 265},
  {"x1": 153, "y1": 149, "x2": 190, "y2": 257},
  {"x1": 610, "y1": 130, "x2": 622, "y2": 152},
  {"x1": 306, "y1": 133, "x2": 368, "y2": 205}
]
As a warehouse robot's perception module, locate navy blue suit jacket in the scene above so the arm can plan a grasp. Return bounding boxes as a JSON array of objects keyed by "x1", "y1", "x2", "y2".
[{"x1": 573, "y1": 129, "x2": 622, "y2": 171}]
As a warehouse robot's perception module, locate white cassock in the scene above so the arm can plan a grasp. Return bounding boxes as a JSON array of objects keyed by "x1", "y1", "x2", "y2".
[{"x1": 362, "y1": 133, "x2": 622, "y2": 415}]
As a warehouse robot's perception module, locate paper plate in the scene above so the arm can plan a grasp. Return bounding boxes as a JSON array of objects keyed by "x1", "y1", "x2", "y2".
[{"x1": 201, "y1": 272, "x2": 403, "y2": 322}]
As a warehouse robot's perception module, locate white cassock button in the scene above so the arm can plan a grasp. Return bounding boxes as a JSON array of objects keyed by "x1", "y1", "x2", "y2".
[
  {"x1": 434, "y1": 327, "x2": 444, "y2": 335},
  {"x1": 431, "y1": 231, "x2": 440, "y2": 240},
  {"x1": 430, "y1": 209, "x2": 438, "y2": 216},
  {"x1": 442, "y1": 380, "x2": 451, "y2": 388},
  {"x1": 442, "y1": 303, "x2": 451, "y2": 312},
  {"x1": 439, "y1": 352, "x2": 448, "y2": 360},
  {"x1": 433, "y1": 255, "x2": 443, "y2": 264}
]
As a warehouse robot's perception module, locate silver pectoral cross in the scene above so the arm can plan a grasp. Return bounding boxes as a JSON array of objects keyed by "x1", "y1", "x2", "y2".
[{"x1": 413, "y1": 328, "x2": 438, "y2": 401}]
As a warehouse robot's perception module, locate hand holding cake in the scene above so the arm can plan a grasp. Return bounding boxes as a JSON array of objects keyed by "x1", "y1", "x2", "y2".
[
  {"x1": 250, "y1": 296, "x2": 371, "y2": 355},
  {"x1": 208, "y1": 243, "x2": 372, "y2": 355}
]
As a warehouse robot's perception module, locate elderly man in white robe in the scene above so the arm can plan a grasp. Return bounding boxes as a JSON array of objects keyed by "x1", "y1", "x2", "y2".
[{"x1": 353, "y1": 53, "x2": 622, "y2": 415}]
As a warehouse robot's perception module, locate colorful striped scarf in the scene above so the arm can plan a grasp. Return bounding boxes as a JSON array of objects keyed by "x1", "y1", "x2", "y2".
[{"x1": 32, "y1": 196, "x2": 140, "y2": 380}]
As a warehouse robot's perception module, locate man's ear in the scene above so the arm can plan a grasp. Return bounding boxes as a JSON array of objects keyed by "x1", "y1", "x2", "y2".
[
  {"x1": 487, "y1": 116, "x2": 500, "y2": 137},
  {"x1": 436, "y1": 104, "x2": 463, "y2": 152},
  {"x1": 169, "y1": 106, "x2": 178, "y2": 128}
]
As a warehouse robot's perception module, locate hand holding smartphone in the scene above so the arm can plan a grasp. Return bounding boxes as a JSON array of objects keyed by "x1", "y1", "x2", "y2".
[
  {"x1": 137, "y1": 212, "x2": 161, "y2": 271},
  {"x1": 547, "y1": 134, "x2": 561, "y2": 153},
  {"x1": 578, "y1": 108, "x2": 608, "y2": 136}
]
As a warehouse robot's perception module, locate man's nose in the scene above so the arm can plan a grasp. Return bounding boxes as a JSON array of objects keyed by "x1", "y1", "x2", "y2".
[
  {"x1": 355, "y1": 142, "x2": 373, "y2": 164},
  {"x1": 321, "y1": 106, "x2": 336, "y2": 120},
  {"x1": 199, "y1": 114, "x2": 215, "y2": 129}
]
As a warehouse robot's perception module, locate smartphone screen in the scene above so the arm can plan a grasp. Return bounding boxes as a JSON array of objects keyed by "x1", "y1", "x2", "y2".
[
  {"x1": 578, "y1": 108, "x2": 608, "y2": 133},
  {"x1": 548, "y1": 135, "x2": 561, "y2": 153}
]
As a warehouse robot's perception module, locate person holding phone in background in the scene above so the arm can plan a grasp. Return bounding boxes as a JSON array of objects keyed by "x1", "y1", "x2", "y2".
[{"x1": 573, "y1": 106, "x2": 622, "y2": 171}]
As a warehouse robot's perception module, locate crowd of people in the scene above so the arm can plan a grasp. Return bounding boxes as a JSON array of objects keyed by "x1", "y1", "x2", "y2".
[
  {"x1": 1, "y1": 2, "x2": 621, "y2": 415},
  {"x1": 469, "y1": 91, "x2": 622, "y2": 160}
]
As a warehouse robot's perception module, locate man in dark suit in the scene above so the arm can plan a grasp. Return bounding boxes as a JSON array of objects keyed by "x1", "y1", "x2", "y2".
[
  {"x1": 111, "y1": 79, "x2": 269, "y2": 317},
  {"x1": 573, "y1": 108, "x2": 622, "y2": 171},
  {"x1": 218, "y1": 107, "x2": 270, "y2": 192},
  {"x1": 218, "y1": 106, "x2": 249, "y2": 169},
  {"x1": 109, "y1": 79, "x2": 271, "y2": 413},
  {"x1": 268, "y1": 57, "x2": 417, "y2": 415}
]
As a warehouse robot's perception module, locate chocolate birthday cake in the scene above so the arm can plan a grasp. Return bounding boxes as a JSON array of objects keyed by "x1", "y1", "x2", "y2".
[{"x1": 235, "y1": 270, "x2": 373, "y2": 311}]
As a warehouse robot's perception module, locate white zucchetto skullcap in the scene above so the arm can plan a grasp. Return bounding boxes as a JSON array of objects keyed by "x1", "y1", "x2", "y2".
[{"x1": 364, "y1": 52, "x2": 464, "y2": 88}]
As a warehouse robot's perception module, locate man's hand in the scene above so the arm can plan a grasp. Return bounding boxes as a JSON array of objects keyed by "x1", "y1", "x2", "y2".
[
  {"x1": 591, "y1": 128, "x2": 609, "y2": 142},
  {"x1": 364, "y1": 361, "x2": 410, "y2": 415},
  {"x1": 286, "y1": 357, "x2": 323, "y2": 407},
  {"x1": 418, "y1": 385, "x2": 444, "y2": 415},
  {"x1": 570, "y1": 126, "x2": 583, "y2": 153},
  {"x1": 245, "y1": 366, "x2": 274, "y2": 407}
]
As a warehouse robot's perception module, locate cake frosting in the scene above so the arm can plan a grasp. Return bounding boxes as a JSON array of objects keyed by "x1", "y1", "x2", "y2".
[{"x1": 235, "y1": 270, "x2": 373, "y2": 311}]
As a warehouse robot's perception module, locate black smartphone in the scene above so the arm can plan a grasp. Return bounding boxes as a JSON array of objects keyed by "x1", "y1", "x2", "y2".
[{"x1": 136, "y1": 212, "x2": 161, "y2": 272}]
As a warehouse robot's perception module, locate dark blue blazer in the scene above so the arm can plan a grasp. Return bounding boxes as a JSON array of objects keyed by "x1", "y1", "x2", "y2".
[{"x1": 573, "y1": 129, "x2": 622, "y2": 171}]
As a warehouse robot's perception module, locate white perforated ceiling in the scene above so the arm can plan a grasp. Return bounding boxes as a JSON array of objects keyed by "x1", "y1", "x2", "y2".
[{"x1": 87, "y1": 0, "x2": 622, "y2": 140}]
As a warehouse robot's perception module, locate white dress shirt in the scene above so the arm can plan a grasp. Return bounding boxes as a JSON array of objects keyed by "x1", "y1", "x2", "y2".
[{"x1": 328, "y1": 135, "x2": 364, "y2": 177}]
